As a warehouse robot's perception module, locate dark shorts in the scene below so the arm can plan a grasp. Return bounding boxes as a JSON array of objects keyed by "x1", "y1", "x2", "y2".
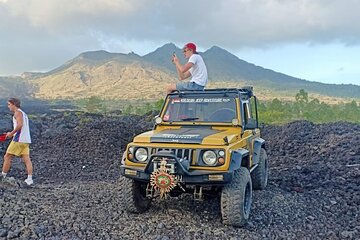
[{"x1": 176, "y1": 81, "x2": 205, "y2": 91}]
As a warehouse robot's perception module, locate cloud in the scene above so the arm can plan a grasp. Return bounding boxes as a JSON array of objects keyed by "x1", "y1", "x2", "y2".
[
  {"x1": 2, "y1": 0, "x2": 138, "y2": 34},
  {"x1": 3, "y1": 0, "x2": 360, "y2": 45},
  {"x1": 1, "y1": 0, "x2": 360, "y2": 75}
]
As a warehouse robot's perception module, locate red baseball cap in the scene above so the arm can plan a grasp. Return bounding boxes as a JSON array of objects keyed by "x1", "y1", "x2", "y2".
[{"x1": 184, "y1": 43, "x2": 197, "y2": 53}]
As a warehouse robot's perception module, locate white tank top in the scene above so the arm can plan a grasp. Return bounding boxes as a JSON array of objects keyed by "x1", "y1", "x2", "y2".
[{"x1": 13, "y1": 109, "x2": 31, "y2": 144}]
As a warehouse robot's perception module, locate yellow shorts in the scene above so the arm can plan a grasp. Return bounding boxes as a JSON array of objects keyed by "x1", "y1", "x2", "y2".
[{"x1": 6, "y1": 141, "x2": 30, "y2": 157}]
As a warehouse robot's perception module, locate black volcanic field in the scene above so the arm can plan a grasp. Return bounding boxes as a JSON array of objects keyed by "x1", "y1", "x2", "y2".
[{"x1": 0, "y1": 109, "x2": 359, "y2": 239}]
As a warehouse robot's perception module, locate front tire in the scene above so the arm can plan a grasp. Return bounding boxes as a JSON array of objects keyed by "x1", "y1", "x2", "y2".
[
  {"x1": 120, "y1": 176, "x2": 151, "y2": 213},
  {"x1": 221, "y1": 167, "x2": 252, "y2": 227},
  {"x1": 251, "y1": 148, "x2": 269, "y2": 190}
]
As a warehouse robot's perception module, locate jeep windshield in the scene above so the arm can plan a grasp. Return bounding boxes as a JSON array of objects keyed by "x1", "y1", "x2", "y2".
[{"x1": 162, "y1": 96, "x2": 237, "y2": 123}]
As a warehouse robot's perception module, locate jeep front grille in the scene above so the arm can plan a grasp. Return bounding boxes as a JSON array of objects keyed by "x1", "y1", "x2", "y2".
[{"x1": 151, "y1": 148, "x2": 195, "y2": 162}]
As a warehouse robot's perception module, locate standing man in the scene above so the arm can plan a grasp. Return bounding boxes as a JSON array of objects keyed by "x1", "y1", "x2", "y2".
[
  {"x1": 1, "y1": 98, "x2": 33, "y2": 186},
  {"x1": 167, "y1": 42, "x2": 208, "y2": 93}
]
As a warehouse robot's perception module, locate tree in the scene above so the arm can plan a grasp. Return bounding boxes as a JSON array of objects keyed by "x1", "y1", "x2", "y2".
[
  {"x1": 295, "y1": 89, "x2": 309, "y2": 104},
  {"x1": 269, "y1": 98, "x2": 283, "y2": 111},
  {"x1": 84, "y1": 96, "x2": 104, "y2": 113}
]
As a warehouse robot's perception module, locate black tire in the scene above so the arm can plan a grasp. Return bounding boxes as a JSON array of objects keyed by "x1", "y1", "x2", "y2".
[
  {"x1": 251, "y1": 148, "x2": 269, "y2": 190},
  {"x1": 221, "y1": 167, "x2": 252, "y2": 227},
  {"x1": 120, "y1": 176, "x2": 151, "y2": 213}
]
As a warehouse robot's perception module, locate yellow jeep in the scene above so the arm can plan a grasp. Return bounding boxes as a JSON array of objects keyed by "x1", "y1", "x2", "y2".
[{"x1": 120, "y1": 87, "x2": 268, "y2": 227}]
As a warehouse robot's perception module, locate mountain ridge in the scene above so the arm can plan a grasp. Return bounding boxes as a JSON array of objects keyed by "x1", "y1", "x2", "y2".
[{"x1": 0, "y1": 43, "x2": 359, "y2": 100}]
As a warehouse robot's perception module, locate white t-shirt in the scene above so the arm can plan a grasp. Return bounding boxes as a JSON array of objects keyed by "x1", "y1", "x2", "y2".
[
  {"x1": 12, "y1": 109, "x2": 31, "y2": 144},
  {"x1": 188, "y1": 54, "x2": 208, "y2": 87}
]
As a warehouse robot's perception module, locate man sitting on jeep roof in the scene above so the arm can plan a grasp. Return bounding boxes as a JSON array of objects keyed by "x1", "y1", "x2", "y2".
[{"x1": 167, "y1": 43, "x2": 208, "y2": 93}]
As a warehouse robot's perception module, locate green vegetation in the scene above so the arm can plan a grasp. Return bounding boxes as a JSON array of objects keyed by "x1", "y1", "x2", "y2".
[
  {"x1": 74, "y1": 97, "x2": 164, "y2": 115},
  {"x1": 72, "y1": 90, "x2": 359, "y2": 124},
  {"x1": 124, "y1": 99, "x2": 164, "y2": 115},
  {"x1": 259, "y1": 89, "x2": 360, "y2": 124},
  {"x1": 76, "y1": 96, "x2": 107, "y2": 114}
]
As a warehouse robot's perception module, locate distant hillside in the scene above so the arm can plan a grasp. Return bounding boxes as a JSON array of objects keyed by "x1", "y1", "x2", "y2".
[
  {"x1": 145, "y1": 44, "x2": 360, "y2": 98},
  {"x1": 0, "y1": 76, "x2": 32, "y2": 98},
  {"x1": 30, "y1": 51, "x2": 177, "y2": 100},
  {"x1": 143, "y1": 43, "x2": 186, "y2": 72},
  {"x1": 0, "y1": 43, "x2": 359, "y2": 100}
]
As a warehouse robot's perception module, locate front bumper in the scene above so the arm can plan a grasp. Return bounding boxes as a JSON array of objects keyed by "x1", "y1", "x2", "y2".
[{"x1": 120, "y1": 151, "x2": 233, "y2": 185}]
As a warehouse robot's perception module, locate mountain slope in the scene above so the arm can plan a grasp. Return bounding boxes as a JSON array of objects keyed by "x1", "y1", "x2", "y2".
[
  {"x1": 143, "y1": 43, "x2": 189, "y2": 73},
  {"x1": 30, "y1": 52, "x2": 177, "y2": 100},
  {"x1": 203, "y1": 46, "x2": 299, "y2": 82},
  {"x1": 203, "y1": 46, "x2": 360, "y2": 98},
  {"x1": 2, "y1": 43, "x2": 359, "y2": 100},
  {"x1": 144, "y1": 44, "x2": 360, "y2": 98},
  {"x1": 0, "y1": 76, "x2": 32, "y2": 98}
]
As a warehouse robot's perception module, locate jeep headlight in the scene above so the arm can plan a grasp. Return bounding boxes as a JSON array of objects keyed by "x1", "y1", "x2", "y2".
[
  {"x1": 135, "y1": 148, "x2": 148, "y2": 162},
  {"x1": 203, "y1": 150, "x2": 217, "y2": 165}
]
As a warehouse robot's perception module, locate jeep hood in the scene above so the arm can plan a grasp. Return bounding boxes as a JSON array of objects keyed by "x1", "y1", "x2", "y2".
[{"x1": 133, "y1": 127, "x2": 239, "y2": 145}]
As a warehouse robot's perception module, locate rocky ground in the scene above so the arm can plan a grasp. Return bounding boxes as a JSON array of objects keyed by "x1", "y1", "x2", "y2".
[{"x1": 0, "y1": 112, "x2": 359, "y2": 240}]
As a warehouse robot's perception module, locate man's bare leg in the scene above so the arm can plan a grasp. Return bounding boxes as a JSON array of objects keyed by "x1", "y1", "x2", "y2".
[
  {"x1": 22, "y1": 154, "x2": 33, "y2": 185},
  {"x1": 22, "y1": 154, "x2": 33, "y2": 176},
  {"x1": 2, "y1": 153, "x2": 13, "y2": 176}
]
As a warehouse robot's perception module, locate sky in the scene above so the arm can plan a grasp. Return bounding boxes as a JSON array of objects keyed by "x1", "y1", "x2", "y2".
[{"x1": 0, "y1": 0, "x2": 360, "y2": 86}]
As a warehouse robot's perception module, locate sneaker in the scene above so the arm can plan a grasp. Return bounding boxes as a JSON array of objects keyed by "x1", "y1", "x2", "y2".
[{"x1": 24, "y1": 178, "x2": 34, "y2": 186}]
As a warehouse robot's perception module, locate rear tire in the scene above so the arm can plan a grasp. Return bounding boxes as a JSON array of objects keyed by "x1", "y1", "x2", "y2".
[
  {"x1": 251, "y1": 148, "x2": 269, "y2": 190},
  {"x1": 120, "y1": 176, "x2": 151, "y2": 213},
  {"x1": 221, "y1": 167, "x2": 252, "y2": 227}
]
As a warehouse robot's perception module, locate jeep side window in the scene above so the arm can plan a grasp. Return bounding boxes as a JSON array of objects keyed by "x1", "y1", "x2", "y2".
[
  {"x1": 244, "y1": 97, "x2": 258, "y2": 129},
  {"x1": 242, "y1": 102, "x2": 250, "y2": 124}
]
